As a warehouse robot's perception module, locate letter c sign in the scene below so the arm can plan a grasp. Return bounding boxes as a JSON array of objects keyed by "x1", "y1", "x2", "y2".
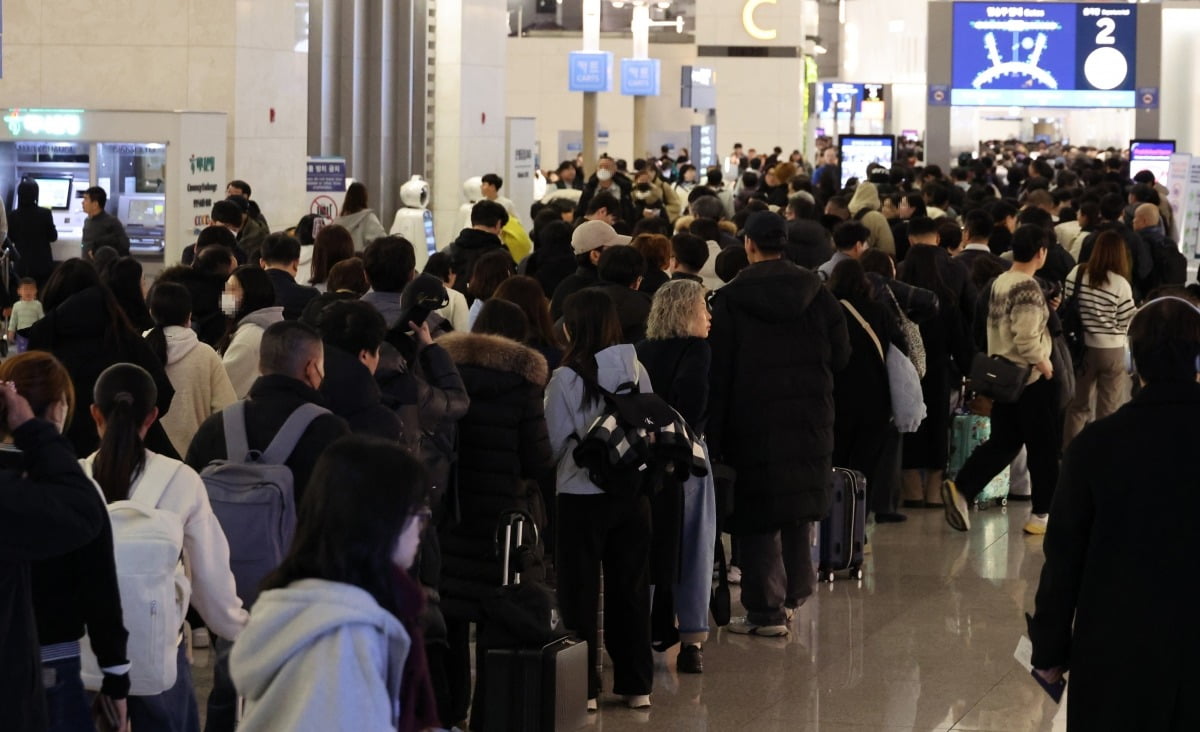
[{"x1": 743, "y1": 0, "x2": 779, "y2": 41}]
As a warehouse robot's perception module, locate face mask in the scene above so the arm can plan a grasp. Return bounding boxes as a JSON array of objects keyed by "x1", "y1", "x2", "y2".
[
  {"x1": 597, "y1": 169, "x2": 613, "y2": 182},
  {"x1": 220, "y1": 292, "x2": 238, "y2": 316},
  {"x1": 635, "y1": 183, "x2": 652, "y2": 193}
]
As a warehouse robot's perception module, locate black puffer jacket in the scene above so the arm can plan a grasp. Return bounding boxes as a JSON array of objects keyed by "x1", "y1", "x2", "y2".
[
  {"x1": 707, "y1": 259, "x2": 851, "y2": 532},
  {"x1": 435, "y1": 332, "x2": 552, "y2": 622},
  {"x1": 24, "y1": 286, "x2": 178, "y2": 458},
  {"x1": 319, "y1": 345, "x2": 403, "y2": 441},
  {"x1": 445, "y1": 228, "x2": 507, "y2": 299}
]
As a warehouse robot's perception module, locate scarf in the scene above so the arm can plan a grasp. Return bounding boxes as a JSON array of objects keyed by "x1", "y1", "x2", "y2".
[{"x1": 393, "y1": 568, "x2": 439, "y2": 732}]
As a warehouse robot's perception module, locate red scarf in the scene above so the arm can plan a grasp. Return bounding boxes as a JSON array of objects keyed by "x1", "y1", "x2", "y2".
[{"x1": 392, "y1": 568, "x2": 439, "y2": 732}]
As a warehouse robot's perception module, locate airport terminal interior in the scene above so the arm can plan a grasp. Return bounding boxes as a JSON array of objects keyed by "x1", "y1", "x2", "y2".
[{"x1": 4, "y1": 1, "x2": 1200, "y2": 731}]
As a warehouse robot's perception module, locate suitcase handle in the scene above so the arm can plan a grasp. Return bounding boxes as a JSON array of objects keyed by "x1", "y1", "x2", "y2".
[{"x1": 493, "y1": 509, "x2": 540, "y2": 586}]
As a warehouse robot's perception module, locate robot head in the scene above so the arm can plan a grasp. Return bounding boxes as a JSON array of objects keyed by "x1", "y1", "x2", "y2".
[
  {"x1": 462, "y1": 176, "x2": 484, "y2": 203},
  {"x1": 400, "y1": 175, "x2": 430, "y2": 209}
]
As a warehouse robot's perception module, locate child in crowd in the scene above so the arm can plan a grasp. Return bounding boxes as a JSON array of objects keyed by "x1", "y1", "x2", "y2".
[{"x1": 8, "y1": 277, "x2": 44, "y2": 353}]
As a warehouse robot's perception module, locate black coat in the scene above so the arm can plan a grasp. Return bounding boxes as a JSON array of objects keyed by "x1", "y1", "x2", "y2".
[
  {"x1": 785, "y1": 219, "x2": 835, "y2": 270},
  {"x1": 184, "y1": 374, "x2": 350, "y2": 505},
  {"x1": 549, "y1": 265, "x2": 599, "y2": 320},
  {"x1": 445, "y1": 228, "x2": 507, "y2": 299},
  {"x1": 832, "y1": 297, "x2": 891, "y2": 475},
  {"x1": 574, "y1": 173, "x2": 636, "y2": 225},
  {"x1": 265, "y1": 268, "x2": 319, "y2": 321},
  {"x1": 1036, "y1": 242, "x2": 1076, "y2": 289},
  {"x1": 157, "y1": 267, "x2": 228, "y2": 347},
  {"x1": 299, "y1": 289, "x2": 360, "y2": 328},
  {"x1": 585, "y1": 282, "x2": 652, "y2": 344},
  {"x1": 521, "y1": 241, "x2": 577, "y2": 300},
  {"x1": 435, "y1": 332, "x2": 551, "y2": 621},
  {"x1": 638, "y1": 268, "x2": 670, "y2": 296},
  {"x1": 8, "y1": 206, "x2": 58, "y2": 285},
  {"x1": 1030, "y1": 382, "x2": 1200, "y2": 731},
  {"x1": 898, "y1": 245, "x2": 977, "y2": 324},
  {"x1": 25, "y1": 286, "x2": 178, "y2": 459},
  {"x1": 0, "y1": 420, "x2": 106, "y2": 732},
  {"x1": 319, "y1": 345, "x2": 403, "y2": 441},
  {"x1": 955, "y1": 246, "x2": 1012, "y2": 291},
  {"x1": 635, "y1": 336, "x2": 711, "y2": 434},
  {"x1": 708, "y1": 259, "x2": 851, "y2": 532}
]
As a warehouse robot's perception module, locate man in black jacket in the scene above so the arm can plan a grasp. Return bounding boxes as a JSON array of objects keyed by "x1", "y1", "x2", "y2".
[
  {"x1": 584, "y1": 246, "x2": 652, "y2": 343},
  {"x1": 315, "y1": 300, "x2": 403, "y2": 441},
  {"x1": 260, "y1": 233, "x2": 319, "y2": 320},
  {"x1": 445, "y1": 200, "x2": 509, "y2": 299},
  {"x1": 669, "y1": 233, "x2": 708, "y2": 283},
  {"x1": 1078, "y1": 193, "x2": 1152, "y2": 296},
  {"x1": 549, "y1": 219, "x2": 630, "y2": 319},
  {"x1": 574, "y1": 156, "x2": 636, "y2": 225},
  {"x1": 707, "y1": 212, "x2": 851, "y2": 637},
  {"x1": 0, "y1": 387, "x2": 108, "y2": 732},
  {"x1": 784, "y1": 194, "x2": 835, "y2": 270},
  {"x1": 898, "y1": 216, "x2": 977, "y2": 323}
]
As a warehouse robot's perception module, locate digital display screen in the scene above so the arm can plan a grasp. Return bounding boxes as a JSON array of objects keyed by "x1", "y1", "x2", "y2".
[
  {"x1": 816, "y1": 83, "x2": 886, "y2": 116},
  {"x1": 839, "y1": 136, "x2": 895, "y2": 188},
  {"x1": 423, "y1": 210, "x2": 437, "y2": 255},
  {"x1": 1129, "y1": 140, "x2": 1176, "y2": 184},
  {"x1": 33, "y1": 177, "x2": 72, "y2": 209},
  {"x1": 126, "y1": 199, "x2": 165, "y2": 227},
  {"x1": 951, "y1": 3, "x2": 1137, "y2": 108}
]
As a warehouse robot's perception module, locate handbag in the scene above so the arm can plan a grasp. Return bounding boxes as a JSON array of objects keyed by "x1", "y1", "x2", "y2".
[
  {"x1": 841, "y1": 300, "x2": 926, "y2": 432},
  {"x1": 885, "y1": 285, "x2": 927, "y2": 379},
  {"x1": 1058, "y1": 267, "x2": 1086, "y2": 371},
  {"x1": 968, "y1": 353, "x2": 1031, "y2": 403}
]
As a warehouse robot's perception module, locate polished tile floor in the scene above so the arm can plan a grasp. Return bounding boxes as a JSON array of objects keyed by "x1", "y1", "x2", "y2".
[{"x1": 194, "y1": 503, "x2": 1068, "y2": 731}]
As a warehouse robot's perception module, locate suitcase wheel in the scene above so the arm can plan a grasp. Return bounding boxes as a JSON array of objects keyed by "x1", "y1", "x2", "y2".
[
  {"x1": 850, "y1": 565, "x2": 863, "y2": 581},
  {"x1": 999, "y1": 498, "x2": 1008, "y2": 507}
]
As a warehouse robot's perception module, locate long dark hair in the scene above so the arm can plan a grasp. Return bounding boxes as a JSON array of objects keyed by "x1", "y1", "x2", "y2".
[
  {"x1": 310, "y1": 224, "x2": 356, "y2": 285},
  {"x1": 42, "y1": 258, "x2": 137, "y2": 349},
  {"x1": 560, "y1": 289, "x2": 622, "y2": 408},
  {"x1": 217, "y1": 265, "x2": 277, "y2": 353},
  {"x1": 261, "y1": 436, "x2": 429, "y2": 618},
  {"x1": 899, "y1": 244, "x2": 954, "y2": 304},
  {"x1": 828, "y1": 258, "x2": 872, "y2": 304},
  {"x1": 104, "y1": 257, "x2": 153, "y2": 330},
  {"x1": 92, "y1": 363, "x2": 157, "y2": 505},
  {"x1": 146, "y1": 282, "x2": 193, "y2": 365},
  {"x1": 901, "y1": 191, "x2": 928, "y2": 219},
  {"x1": 493, "y1": 275, "x2": 561, "y2": 350},
  {"x1": 342, "y1": 182, "x2": 369, "y2": 216}
]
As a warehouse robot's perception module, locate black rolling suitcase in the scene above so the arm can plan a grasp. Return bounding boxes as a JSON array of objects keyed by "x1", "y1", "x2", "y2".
[
  {"x1": 816, "y1": 467, "x2": 867, "y2": 582},
  {"x1": 483, "y1": 512, "x2": 589, "y2": 732}
]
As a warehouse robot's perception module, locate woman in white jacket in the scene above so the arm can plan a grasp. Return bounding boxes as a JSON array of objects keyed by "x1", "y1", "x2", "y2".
[
  {"x1": 146, "y1": 282, "x2": 237, "y2": 456},
  {"x1": 85, "y1": 363, "x2": 248, "y2": 732},
  {"x1": 219, "y1": 265, "x2": 283, "y2": 398},
  {"x1": 231, "y1": 436, "x2": 438, "y2": 732}
]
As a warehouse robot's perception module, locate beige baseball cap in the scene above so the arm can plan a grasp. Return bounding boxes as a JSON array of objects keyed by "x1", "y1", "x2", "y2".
[{"x1": 571, "y1": 219, "x2": 631, "y2": 255}]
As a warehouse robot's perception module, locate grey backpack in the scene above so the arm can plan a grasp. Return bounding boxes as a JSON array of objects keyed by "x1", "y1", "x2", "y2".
[{"x1": 200, "y1": 401, "x2": 329, "y2": 607}]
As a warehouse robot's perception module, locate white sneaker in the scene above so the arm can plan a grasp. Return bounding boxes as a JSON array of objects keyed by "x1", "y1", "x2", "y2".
[
  {"x1": 1024, "y1": 513, "x2": 1049, "y2": 535},
  {"x1": 726, "y1": 616, "x2": 788, "y2": 637},
  {"x1": 586, "y1": 698, "x2": 598, "y2": 713},
  {"x1": 727, "y1": 565, "x2": 742, "y2": 584},
  {"x1": 192, "y1": 628, "x2": 210, "y2": 649},
  {"x1": 625, "y1": 694, "x2": 651, "y2": 709}
]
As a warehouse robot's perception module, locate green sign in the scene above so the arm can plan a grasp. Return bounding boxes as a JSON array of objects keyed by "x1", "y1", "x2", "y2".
[{"x1": 3, "y1": 108, "x2": 84, "y2": 137}]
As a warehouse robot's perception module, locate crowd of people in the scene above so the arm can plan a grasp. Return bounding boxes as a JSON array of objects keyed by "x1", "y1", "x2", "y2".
[{"x1": 1, "y1": 135, "x2": 1197, "y2": 731}]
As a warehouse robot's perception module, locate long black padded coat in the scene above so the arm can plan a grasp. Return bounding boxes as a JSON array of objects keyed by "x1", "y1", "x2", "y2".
[
  {"x1": 707, "y1": 259, "x2": 851, "y2": 533},
  {"x1": 435, "y1": 331, "x2": 553, "y2": 622}
]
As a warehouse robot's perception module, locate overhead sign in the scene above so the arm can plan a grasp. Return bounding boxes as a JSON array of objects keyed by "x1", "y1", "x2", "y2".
[
  {"x1": 568, "y1": 51, "x2": 613, "y2": 93},
  {"x1": 3, "y1": 108, "x2": 84, "y2": 137},
  {"x1": 620, "y1": 59, "x2": 661, "y2": 96},
  {"x1": 742, "y1": 0, "x2": 778, "y2": 41},
  {"x1": 690, "y1": 125, "x2": 718, "y2": 169}
]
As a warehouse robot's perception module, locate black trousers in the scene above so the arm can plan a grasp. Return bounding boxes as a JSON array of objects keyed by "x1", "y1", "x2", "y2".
[
  {"x1": 444, "y1": 616, "x2": 487, "y2": 728},
  {"x1": 737, "y1": 521, "x2": 815, "y2": 626},
  {"x1": 556, "y1": 492, "x2": 653, "y2": 699},
  {"x1": 957, "y1": 377, "x2": 1060, "y2": 515}
]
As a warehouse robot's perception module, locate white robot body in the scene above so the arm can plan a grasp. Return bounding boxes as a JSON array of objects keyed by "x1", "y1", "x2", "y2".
[{"x1": 390, "y1": 175, "x2": 436, "y2": 271}]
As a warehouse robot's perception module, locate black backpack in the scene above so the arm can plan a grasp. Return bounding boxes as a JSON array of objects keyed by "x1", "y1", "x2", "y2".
[
  {"x1": 1148, "y1": 236, "x2": 1187, "y2": 291},
  {"x1": 571, "y1": 380, "x2": 705, "y2": 498}
]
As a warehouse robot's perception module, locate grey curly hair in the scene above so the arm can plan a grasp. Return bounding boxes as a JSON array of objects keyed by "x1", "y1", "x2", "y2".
[{"x1": 646, "y1": 279, "x2": 706, "y2": 340}]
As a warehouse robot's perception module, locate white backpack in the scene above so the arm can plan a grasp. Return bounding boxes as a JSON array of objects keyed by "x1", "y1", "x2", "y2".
[{"x1": 81, "y1": 454, "x2": 192, "y2": 696}]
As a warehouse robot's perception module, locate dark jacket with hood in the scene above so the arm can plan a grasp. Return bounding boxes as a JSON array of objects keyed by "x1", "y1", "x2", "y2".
[
  {"x1": 434, "y1": 332, "x2": 552, "y2": 621},
  {"x1": 445, "y1": 228, "x2": 507, "y2": 299},
  {"x1": 265, "y1": 267, "x2": 319, "y2": 321},
  {"x1": 785, "y1": 219, "x2": 834, "y2": 270},
  {"x1": 635, "y1": 336, "x2": 711, "y2": 434},
  {"x1": 319, "y1": 345, "x2": 403, "y2": 441},
  {"x1": 897, "y1": 245, "x2": 977, "y2": 325},
  {"x1": 549, "y1": 263, "x2": 599, "y2": 321},
  {"x1": 24, "y1": 285, "x2": 178, "y2": 458},
  {"x1": 185, "y1": 374, "x2": 350, "y2": 506},
  {"x1": 584, "y1": 282, "x2": 652, "y2": 344},
  {"x1": 707, "y1": 259, "x2": 851, "y2": 532},
  {"x1": 574, "y1": 173, "x2": 636, "y2": 225},
  {"x1": 1, "y1": 420, "x2": 107, "y2": 732},
  {"x1": 1030, "y1": 382, "x2": 1200, "y2": 731},
  {"x1": 8, "y1": 181, "x2": 58, "y2": 285}
]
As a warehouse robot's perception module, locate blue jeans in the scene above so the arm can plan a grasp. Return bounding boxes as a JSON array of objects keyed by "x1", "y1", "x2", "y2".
[
  {"x1": 675, "y1": 442, "x2": 717, "y2": 643},
  {"x1": 128, "y1": 645, "x2": 200, "y2": 732},
  {"x1": 42, "y1": 656, "x2": 92, "y2": 732}
]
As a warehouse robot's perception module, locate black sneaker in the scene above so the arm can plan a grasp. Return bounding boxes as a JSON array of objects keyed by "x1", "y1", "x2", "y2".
[{"x1": 677, "y1": 644, "x2": 703, "y2": 674}]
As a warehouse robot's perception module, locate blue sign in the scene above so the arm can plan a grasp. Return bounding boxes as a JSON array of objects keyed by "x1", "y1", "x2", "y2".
[
  {"x1": 620, "y1": 59, "x2": 661, "y2": 96},
  {"x1": 1136, "y1": 87, "x2": 1158, "y2": 109},
  {"x1": 950, "y1": 2, "x2": 1138, "y2": 108},
  {"x1": 929, "y1": 84, "x2": 951, "y2": 106},
  {"x1": 306, "y1": 157, "x2": 346, "y2": 193},
  {"x1": 568, "y1": 52, "x2": 612, "y2": 93}
]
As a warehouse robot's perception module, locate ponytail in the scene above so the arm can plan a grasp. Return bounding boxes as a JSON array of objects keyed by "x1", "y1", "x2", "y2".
[
  {"x1": 92, "y1": 364, "x2": 157, "y2": 504},
  {"x1": 146, "y1": 326, "x2": 169, "y2": 366}
]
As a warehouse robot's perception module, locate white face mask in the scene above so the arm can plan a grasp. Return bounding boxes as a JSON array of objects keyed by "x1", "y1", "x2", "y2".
[
  {"x1": 220, "y1": 292, "x2": 238, "y2": 316},
  {"x1": 597, "y1": 169, "x2": 613, "y2": 182}
]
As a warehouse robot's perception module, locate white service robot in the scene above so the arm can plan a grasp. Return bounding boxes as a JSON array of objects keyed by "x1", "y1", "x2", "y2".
[
  {"x1": 389, "y1": 174, "x2": 436, "y2": 271},
  {"x1": 455, "y1": 175, "x2": 484, "y2": 235}
]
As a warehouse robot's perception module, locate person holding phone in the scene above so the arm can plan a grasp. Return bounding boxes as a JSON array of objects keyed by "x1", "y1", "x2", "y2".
[{"x1": 1028, "y1": 296, "x2": 1200, "y2": 730}]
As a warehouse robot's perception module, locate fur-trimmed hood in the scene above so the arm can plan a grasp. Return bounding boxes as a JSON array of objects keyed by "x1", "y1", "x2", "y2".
[{"x1": 436, "y1": 331, "x2": 548, "y2": 386}]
